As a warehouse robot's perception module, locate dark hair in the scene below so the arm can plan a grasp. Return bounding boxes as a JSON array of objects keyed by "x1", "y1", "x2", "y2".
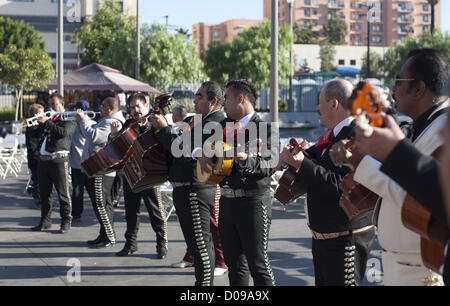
[
  {"x1": 49, "y1": 93, "x2": 64, "y2": 104},
  {"x1": 201, "y1": 81, "x2": 224, "y2": 105},
  {"x1": 225, "y1": 79, "x2": 258, "y2": 107},
  {"x1": 406, "y1": 48, "x2": 449, "y2": 95},
  {"x1": 127, "y1": 93, "x2": 148, "y2": 106}
]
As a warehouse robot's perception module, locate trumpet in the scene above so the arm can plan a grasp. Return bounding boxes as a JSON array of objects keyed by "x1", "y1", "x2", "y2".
[{"x1": 25, "y1": 110, "x2": 99, "y2": 127}]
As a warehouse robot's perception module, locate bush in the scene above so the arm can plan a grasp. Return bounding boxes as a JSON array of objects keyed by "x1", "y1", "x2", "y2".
[
  {"x1": 278, "y1": 99, "x2": 288, "y2": 112},
  {"x1": 0, "y1": 107, "x2": 15, "y2": 122}
]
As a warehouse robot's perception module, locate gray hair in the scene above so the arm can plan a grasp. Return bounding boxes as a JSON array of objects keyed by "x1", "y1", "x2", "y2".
[
  {"x1": 172, "y1": 105, "x2": 187, "y2": 120},
  {"x1": 323, "y1": 78, "x2": 353, "y2": 110}
]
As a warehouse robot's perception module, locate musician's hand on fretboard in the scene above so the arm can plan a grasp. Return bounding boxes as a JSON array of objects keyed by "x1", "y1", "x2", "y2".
[
  {"x1": 280, "y1": 145, "x2": 305, "y2": 170},
  {"x1": 149, "y1": 113, "x2": 167, "y2": 134},
  {"x1": 329, "y1": 140, "x2": 363, "y2": 170},
  {"x1": 354, "y1": 113, "x2": 405, "y2": 163}
]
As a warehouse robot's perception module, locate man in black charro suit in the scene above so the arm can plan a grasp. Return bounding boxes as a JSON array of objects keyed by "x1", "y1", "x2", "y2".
[
  {"x1": 31, "y1": 94, "x2": 76, "y2": 234},
  {"x1": 198, "y1": 80, "x2": 278, "y2": 286},
  {"x1": 110, "y1": 93, "x2": 168, "y2": 259},
  {"x1": 150, "y1": 81, "x2": 226, "y2": 286},
  {"x1": 279, "y1": 79, "x2": 375, "y2": 286}
]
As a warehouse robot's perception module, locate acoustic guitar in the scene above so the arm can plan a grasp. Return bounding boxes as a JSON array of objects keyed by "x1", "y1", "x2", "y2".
[
  {"x1": 338, "y1": 81, "x2": 384, "y2": 221},
  {"x1": 401, "y1": 146, "x2": 450, "y2": 274},
  {"x1": 196, "y1": 141, "x2": 234, "y2": 185},
  {"x1": 81, "y1": 93, "x2": 172, "y2": 178},
  {"x1": 196, "y1": 137, "x2": 263, "y2": 185},
  {"x1": 274, "y1": 138, "x2": 308, "y2": 205},
  {"x1": 122, "y1": 93, "x2": 173, "y2": 193}
]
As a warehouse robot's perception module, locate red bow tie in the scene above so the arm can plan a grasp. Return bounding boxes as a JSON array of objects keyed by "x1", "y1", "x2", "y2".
[
  {"x1": 51, "y1": 115, "x2": 59, "y2": 122},
  {"x1": 315, "y1": 129, "x2": 335, "y2": 151},
  {"x1": 223, "y1": 120, "x2": 243, "y2": 141}
]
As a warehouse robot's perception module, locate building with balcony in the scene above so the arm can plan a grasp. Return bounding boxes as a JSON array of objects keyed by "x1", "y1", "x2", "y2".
[
  {"x1": 0, "y1": 0, "x2": 137, "y2": 72},
  {"x1": 263, "y1": 0, "x2": 441, "y2": 47},
  {"x1": 192, "y1": 19, "x2": 261, "y2": 58}
]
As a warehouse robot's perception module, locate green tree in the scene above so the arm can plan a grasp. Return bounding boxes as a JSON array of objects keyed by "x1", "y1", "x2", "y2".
[
  {"x1": 319, "y1": 41, "x2": 336, "y2": 73},
  {"x1": 323, "y1": 16, "x2": 348, "y2": 45},
  {"x1": 176, "y1": 27, "x2": 191, "y2": 39},
  {"x1": 0, "y1": 17, "x2": 44, "y2": 52},
  {"x1": 73, "y1": 2, "x2": 132, "y2": 66},
  {"x1": 361, "y1": 51, "x2": 383, "y2": 79},
  {"x1": 203, "y1": 40, "x2": 234, "y2": 85},
  {"x1": 203, "y1": 20, "x2": 292, "y2": 90},
  {"x1": 102, "y1": 23, "x2": 205, "y2": 90},
  {"x1": 383, "y1": 30, "x2": 450, "y2": 84},
  {"x1": 293, "y1": 23, "x2": 319, "y2": 44},
  {"x1": 139, "y1": 23, "x2": 205, "y2": 89},
  {"x1": 0, "y1": 18, "x2": 54, "y2": 120},
  {"x1": 76, "y1": 3, "x2": 204, "y2": 89}
]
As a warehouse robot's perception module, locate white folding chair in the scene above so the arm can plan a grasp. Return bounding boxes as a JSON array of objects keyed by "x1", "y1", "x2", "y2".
[{"x1": 0, "y1": 134, "x2": 22, "y2": 179}]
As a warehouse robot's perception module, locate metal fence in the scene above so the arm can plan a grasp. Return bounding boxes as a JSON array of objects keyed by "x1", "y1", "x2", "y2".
[
  {"x1": 257, "y1": 73, "x2": 388, "y2": 113},
  {"x1": 0, "y1": 94, "x2": 15, "y2": 108},
  {"x1": 258, "y1": 84, "x2": 320, "y2": 112}
]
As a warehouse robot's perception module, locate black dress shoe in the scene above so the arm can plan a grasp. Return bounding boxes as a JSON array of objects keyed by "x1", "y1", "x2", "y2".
[
  {"x1": 116, "y1": 246, "x2": 138, "y2": 256},
  {"x1": 157, "y1": 248, "x2": 167, "y2": 259},
  {"x1": 31, "y1": 222, "x2": 51, "y2": 232},
  {"x1": 87, "y1": 236, "x2": 103, "y2": 245},
  {"x1": 59, "y1": 223, "x2": 71, "y2": 234},
  {"x1": 95, "y1": 240, "x2": 115, "y2": 249}
]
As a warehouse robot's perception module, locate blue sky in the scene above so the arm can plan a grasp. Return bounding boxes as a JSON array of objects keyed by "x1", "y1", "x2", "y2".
[
  {"x1": 140, "y1": 0, "x2": 263, "y2": 31},
  {"x1": 140, "y1": 0, "x2": 449, "y2": 35}
]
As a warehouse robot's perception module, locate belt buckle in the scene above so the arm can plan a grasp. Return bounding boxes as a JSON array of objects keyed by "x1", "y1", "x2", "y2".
[
  {"x1": 235, "y1": 189, "x2": 245, "y2": 198},
  {"x1": 221, "y1": 188, "x2": 231, "y2": 197}
]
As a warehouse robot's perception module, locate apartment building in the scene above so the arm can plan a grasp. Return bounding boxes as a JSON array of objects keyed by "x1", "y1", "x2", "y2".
[
  {"x1": 264, "y1": 0, "x2": 441, "y2": 46},
  {"x1": 0, "y1": 0, "x2": 136, "y2": 72},
  {"x1": 192, "y1": 19, "x2": 262, "y2": 58}
]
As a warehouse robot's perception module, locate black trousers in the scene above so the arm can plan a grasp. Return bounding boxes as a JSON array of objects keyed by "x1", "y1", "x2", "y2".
[
  {"x1": 71, "y1": 168, "x2": 88, "y2": 219},
  {"x1": 122, "y1": 179, "x2": 167, "y2": 251},
  {"x1": 28, "y1": 159, "x2": 39, "y2": 188},
  {"x1": 312, "y1": 226, "x2": 376, "y2": 286},
  {"x1": 38, "y1": 157, "x2": 72, "y2": 225},
  {"x1": 219, "y1": 194, "x2": 275, "y2": 286},
  {"x1": 173, "y1": 184, "x2": 216, "y2": 286},
  {"x1": 86, "y1": 175, "x2": 116, "y2": 243},
  {"x1": 111, "y1": 173, "x2": 123, "y2": 203}
]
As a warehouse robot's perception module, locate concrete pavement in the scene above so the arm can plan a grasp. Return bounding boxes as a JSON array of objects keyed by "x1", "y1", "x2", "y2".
[{"x1": 0, "y1": 168, "x2": 382, "y2": 286}]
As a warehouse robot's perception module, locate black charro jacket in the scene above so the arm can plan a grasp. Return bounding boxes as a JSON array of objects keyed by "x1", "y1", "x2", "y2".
[
  {"x1": 296, "y1": 123, "x2": 373, "y2": 233},
  {"x1": 39, "y1": 117, "x2": 76, "y2": 153},
  {"x1": 156, "y1": 110, "x2": 226, "y2": 183},
  {"x1": 218, "y1": 113, "x2": 276, "y2": 194}
]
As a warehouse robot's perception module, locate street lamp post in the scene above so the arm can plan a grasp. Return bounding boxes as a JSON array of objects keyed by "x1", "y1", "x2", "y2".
[
  {"x1": 287, "y1": 0, "x2": 294, "y2": 112},
  {"x1": 58, "y1": 0, "x2": 64, "y2": 95},
  {"x1": 136, "y1": 0, "x2": 140, "y2": 80},
  {"x1": 428, "y1": 0, "x2": 438, "y2": 33},
  {"x1": 270, "y1": 0, "x2": 279, "y2": 123}
]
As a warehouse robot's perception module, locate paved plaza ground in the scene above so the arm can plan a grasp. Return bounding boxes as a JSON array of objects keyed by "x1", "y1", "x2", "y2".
[{"x1": 0, "y1": 161, "x2": 382, "y2": 287}]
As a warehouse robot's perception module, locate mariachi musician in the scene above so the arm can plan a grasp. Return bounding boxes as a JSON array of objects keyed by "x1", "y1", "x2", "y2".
[
  {"x1": 110, "y1": 93, "x2": 169, "y2": 259},
  {"x1": 31, "y1": 94, "x2": 76, "y2": 234},
  {"x1": 77, "y1": 97, "x2": 126, "y2": 248},
  {"x1": 330, "y1": 49, "x2": 449, "y2": 286},
  {"x1": 198, "y1": 79, "x2": 278, "y2": 286},
  {"x1": 278, "y1": 79, "x2": 375, "y2": 286},
  {"x1": 150, "y1": 81, "x2": 226, "y2": 286}
]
